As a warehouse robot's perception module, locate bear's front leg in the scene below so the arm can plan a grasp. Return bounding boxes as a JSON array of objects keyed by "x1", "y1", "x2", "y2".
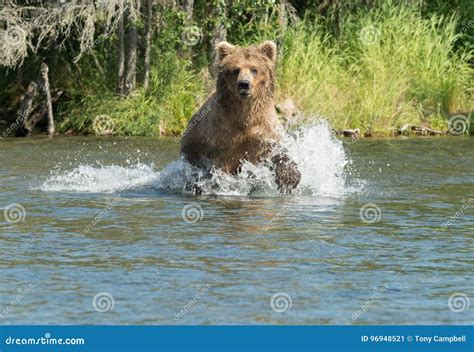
[{"x1": 272, "y1": 154, "x2": 301, "y2": 194}]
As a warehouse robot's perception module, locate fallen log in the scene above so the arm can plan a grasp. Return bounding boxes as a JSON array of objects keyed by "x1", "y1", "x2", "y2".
[
  {"x1": 333, "y1": 128, "x2": 360, "y2": 138},
  {"x1": 397, "y1": 124, "x2": 443, "y2": 136},
  {"x1": 23, "y1": 91, "x2": 63, "y2": 136}
]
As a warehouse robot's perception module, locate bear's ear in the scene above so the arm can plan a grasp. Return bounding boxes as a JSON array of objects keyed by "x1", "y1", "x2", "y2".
[
  {"x1": 259, "y1": 41, "x2": 277, "y2": 63},
  {"x1": 216, "y1": 41, "x2": 236, "y2": 61}
]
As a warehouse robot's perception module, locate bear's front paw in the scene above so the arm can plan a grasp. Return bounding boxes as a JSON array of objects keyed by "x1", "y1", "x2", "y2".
[{"x1": 275, "y1": 161, "x2": 301, "y2": 194}]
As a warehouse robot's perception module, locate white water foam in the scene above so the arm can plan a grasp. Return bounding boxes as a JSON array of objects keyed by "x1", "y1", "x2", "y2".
[
  {"x1": 38, "y1": 121, "x2": 351, "y2": 197},
  {"x1": 39, "y1": 163, "x2": 160, "y2": 193}
]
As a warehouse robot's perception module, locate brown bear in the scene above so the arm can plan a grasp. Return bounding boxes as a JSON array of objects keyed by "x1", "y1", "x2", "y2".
[{"x1": 180, "y1": 40, "x2": 301, "y2": 194}]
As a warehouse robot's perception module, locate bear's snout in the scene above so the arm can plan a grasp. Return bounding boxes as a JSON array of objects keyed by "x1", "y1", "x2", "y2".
[
  {"x1": 238, "y1": 79, "x2": 251, "y2": 96},
  {"x1": 238, "y1": 80, "x2": 250, "y2": 90}
]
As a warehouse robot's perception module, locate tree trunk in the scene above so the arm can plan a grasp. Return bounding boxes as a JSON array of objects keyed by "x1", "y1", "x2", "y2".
[
  {"x1": 40, "y1": 63, "x2": 55, "y2": 138},
  {"x1": 117, "y1": 11, "x2": 126, "y2": 94},
  {"x1": 91, "y1": 51, "x2": 104, "y2": 76},
  {"x1": 124, "y1": 2, "x2": 139, "y2": 95},
  {"x1": 18, "y1": 81, "x2": 37, "y2": 124},
  {"x1": 15, "y1": 81, "x2": 38, "y2": 136},
  {"x1": 184, "y1": 0, "x2": 194, "y2": 20},
  {"x1": 143, "y1": 0, "x2": 153, "y2": 90},
  {"x1": 210, "y1": 2, "x2": 227, "y2": 77},
  {"x1": 178, "y1": 0, "x2": 194, "y2": 58}
]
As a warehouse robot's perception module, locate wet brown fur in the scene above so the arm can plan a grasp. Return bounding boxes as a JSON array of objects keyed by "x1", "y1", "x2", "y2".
[
  {"x1": 180, "y1": 41, "x2": 301, "y2": 193},
  {"x1": 180, "y1": 41, "x2": 281, "y2": 173}
]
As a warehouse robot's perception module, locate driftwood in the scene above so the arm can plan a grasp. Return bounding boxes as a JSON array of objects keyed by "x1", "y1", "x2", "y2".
[
  {"x1": 23, "y1": 91, "x2": 62, "y2": 135},
  {"x1": 333, "y1": 128, "x2": 360, "y2": 138},
  {"x1": 397, "y1": 124, "x2": 443, "y2": 136},
  {"x1": 16, "y1": 63, "x2": 58, "y2": 137},
  {"x1": 273, "y1": 97, "x2": 449, "y2": 138}
]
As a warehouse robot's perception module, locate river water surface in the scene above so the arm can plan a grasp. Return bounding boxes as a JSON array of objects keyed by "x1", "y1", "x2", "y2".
[{"x1": 1, "y1": 124, "x2": 472, "y2": 324}]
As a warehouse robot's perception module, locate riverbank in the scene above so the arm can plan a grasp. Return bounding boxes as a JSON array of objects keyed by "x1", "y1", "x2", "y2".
[{"x1": 1, "y1": 2, "x2": 472, "y2": 138}]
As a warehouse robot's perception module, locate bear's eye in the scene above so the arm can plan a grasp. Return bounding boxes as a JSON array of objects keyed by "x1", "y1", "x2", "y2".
[
  {"x1": 232, "y1": 68, "x2": 240, "y2": 75},
  {"x1": 251, "y1": 68, "x2": 258, "y2": 75}
]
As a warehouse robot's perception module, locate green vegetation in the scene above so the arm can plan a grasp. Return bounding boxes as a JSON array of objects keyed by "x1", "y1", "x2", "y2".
[
  {"x1": 278, "y1": 4, "x2": 473, "y2": 133},
  {"x1": 0, "y1": 1, "x2": 472, "y2": 136},
  {"x1": 60, "y1": 54, "x2": 208, "y2": 136}
]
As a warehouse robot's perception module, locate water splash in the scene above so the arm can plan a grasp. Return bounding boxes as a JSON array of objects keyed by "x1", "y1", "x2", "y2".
[
  {"x1": 285, "y1": 120, "x2": 348, "y2": 196},
  {"x1": 38, "y1": 121, "x2": 351, "y2": 197},
  {"x1": 39, "y1": 163, "x2": 160, "y2": 193}
]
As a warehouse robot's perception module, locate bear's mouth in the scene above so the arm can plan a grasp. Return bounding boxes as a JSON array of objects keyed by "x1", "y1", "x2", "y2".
[{"x1": 239, "y1": 90, "x2": 251, "y2": 97}]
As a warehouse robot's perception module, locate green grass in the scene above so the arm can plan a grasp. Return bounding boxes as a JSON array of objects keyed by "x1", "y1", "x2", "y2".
[
  {"x1": 58, "y1": 2, "x2": 473, "y2": 136},
  {"x1": 58, "y1": 53, "x2": 207, "y2": 136},
  {"x1": 277, "y1": 3, "x2": 473, "y2": 133}
]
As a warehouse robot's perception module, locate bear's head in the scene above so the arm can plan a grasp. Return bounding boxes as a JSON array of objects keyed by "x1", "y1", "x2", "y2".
[{"x1": 215, "y1": 41, "x2": 276, "y2": 101}]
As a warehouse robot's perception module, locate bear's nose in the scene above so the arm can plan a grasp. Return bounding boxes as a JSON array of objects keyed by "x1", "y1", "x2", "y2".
[{"x1": 238, "y1": 80, "x2": 250, "y2": 90}]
